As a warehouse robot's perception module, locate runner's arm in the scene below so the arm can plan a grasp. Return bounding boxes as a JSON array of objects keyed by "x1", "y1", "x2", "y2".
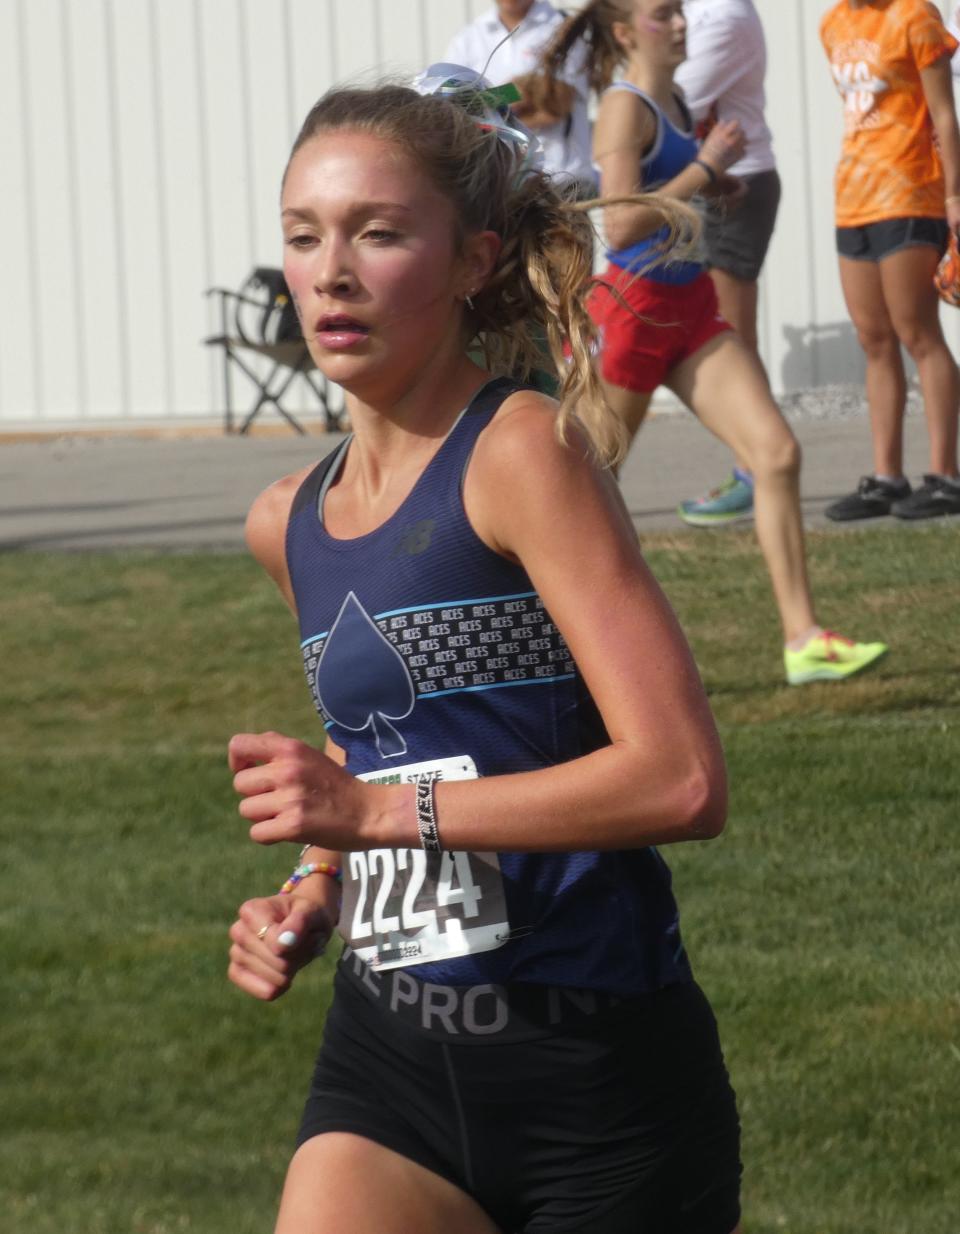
[
  {"x1": 242, "y1": 471, "x2": 345, "y2": 889},
  {"x1": 921, "y1": 56, "x2": 960, "y2": 226},
  {"x1": 594, "y1": 91, "x2": 741, "y2": 248},
  {"x1": 429, "y1": 394, "x2": 727, "y2": 851},
  {"x1": 290, "y1": 732, "x2": 346, "y2": 927},
  {"x1": 227, "y1": 476, "x2": 343, "y2": 1001}
]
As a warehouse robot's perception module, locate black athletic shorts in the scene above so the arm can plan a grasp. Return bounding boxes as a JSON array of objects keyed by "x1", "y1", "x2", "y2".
[
  {"x1": 836, "y1": 215, "x2": 949, "y2": 263},
  {"x1": 703, "y1": 168, "x2": 781, "y2": 283},
  {"x1": 297, "y1": 959, "x2": 742, "y2": 1233}
]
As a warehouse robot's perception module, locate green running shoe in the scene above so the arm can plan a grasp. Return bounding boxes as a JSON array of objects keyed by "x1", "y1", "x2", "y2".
[
  {"x1": 784, "y1": 630, "x2": 888, "y2": 686},
  {"x1": 678, "y1": 473, "x2": 754, "y2": 526}
]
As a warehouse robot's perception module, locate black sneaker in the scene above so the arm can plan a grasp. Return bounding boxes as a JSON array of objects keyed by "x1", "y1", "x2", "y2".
[
  {"x1": 825, "y1": 475, "x2": 911, "y2": 521},
  {"x1": 892, "y1": 474, "x2": 960, "y2": 520}
]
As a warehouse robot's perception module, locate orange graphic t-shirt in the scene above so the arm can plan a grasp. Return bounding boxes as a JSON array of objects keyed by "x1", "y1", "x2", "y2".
[{"x1": 821, "y1": 0, "x2": 958, "y2": 227}]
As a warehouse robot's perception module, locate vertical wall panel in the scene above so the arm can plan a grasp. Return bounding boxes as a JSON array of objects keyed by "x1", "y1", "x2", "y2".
[
  {"x1": 801, "y1": 0, "x2": 863, "y2": 385},
  {"x1": 244, "y1": 2, "x2": 326, "y2": 422},
  {"x1": 421, "y1": 0, "x2": 476, "y2": 65},
  {"x1": 64, "y1": 2, "x2": 130, "y2": 420},
  {"x1": 931, "y1": 0, "x2": 960, "y2": 359},
  {"x1": 20, "y1": 0, "x2": 83, "y2": 419},
  {"x1": 0, "y1": 1, "x2": 40, "y2": 420},
  {"x1": 108, "y1": 0, "x2": 173, "y2": 417},
  {"x1": 378, "y1": 3, "x2": 429, "y2": 78},
  {"x1": 240, "y1": 0, "x2": 298, "y2": 259},
  {"x1": 288, "y1": 0, "x2": 338, "y2": 126},
  {"x1": 756, "y1": 0, "x2": 825, "y2": 392},
  {"x1": 153, "y1": 0, "x2": 217, "y2": 415},
  {"x1": 197, "y1": 0, "x2": 256, "y2": 294},
  {"x1": 329, "y1": 0, "x2": 379, "y2": 85}
]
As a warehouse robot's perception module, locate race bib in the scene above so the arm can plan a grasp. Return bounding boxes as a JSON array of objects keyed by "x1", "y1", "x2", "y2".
[{"x1": 340, "y1": 756, "x2": 511, "y2": 970}]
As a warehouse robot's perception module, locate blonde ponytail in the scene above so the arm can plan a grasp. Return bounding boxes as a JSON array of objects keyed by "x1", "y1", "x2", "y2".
[{"x1": 542, "y1": 0, "x2": 632, "y2": 97}]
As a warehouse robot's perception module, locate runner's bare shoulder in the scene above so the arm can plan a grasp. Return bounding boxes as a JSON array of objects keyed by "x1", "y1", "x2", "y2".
[{"x1": 246, "y1": 466, "x2": 315, "y2": 604}]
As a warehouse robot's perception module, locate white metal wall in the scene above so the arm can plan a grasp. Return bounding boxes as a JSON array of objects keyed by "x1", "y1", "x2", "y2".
[{"x1": 1, "y1": 0, "x2": 956, "y2": 427}]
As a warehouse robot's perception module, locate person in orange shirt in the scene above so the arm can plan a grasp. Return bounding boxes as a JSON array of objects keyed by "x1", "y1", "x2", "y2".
[{"x1": 822, "y1": 0, "x2": 960, "y2": 520}]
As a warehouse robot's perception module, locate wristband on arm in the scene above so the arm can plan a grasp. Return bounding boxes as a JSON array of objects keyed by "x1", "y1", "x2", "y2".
[
  {"x1": 693, "y1": 157, "x2": 719, "y2": 186},
  {"x1": 416, "y1": 777, "x2": 442, "y2": 852}
]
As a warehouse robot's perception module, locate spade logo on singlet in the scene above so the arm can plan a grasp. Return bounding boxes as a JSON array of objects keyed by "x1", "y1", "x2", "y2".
[{"x1": 315, "y1": 592, "x2": 415, "y2": 758}]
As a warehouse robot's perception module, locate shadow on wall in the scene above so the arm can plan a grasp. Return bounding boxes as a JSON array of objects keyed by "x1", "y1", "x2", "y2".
[
  {"x1": 781, "y1": 321, "x2": 862, "y2": 392},
  {"x1": 780, "y1": 321, "x2": 919, "y2": 393}
]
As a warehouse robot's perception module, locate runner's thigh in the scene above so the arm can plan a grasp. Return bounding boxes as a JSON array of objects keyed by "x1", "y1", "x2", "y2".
[
  {"x1": 665, "y1": 331, "x2": 793, "y2": 465},
  {"x1": 275, "y1": 1132, "x2": 503, "y2": 1234}
]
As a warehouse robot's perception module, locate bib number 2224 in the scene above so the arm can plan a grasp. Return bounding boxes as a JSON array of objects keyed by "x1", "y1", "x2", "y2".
[{"x1": 340, "y1": 756, "x2": 510, "y2": 971}]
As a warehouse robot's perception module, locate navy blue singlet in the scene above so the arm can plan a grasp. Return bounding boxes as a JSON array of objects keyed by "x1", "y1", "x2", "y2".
[{"x1": 285, "y1": 377, "x2": 692, "y2": 996}]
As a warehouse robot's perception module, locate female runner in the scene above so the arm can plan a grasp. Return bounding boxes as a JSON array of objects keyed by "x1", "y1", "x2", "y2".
[
  {"x1": 226, "y1": 71, "x2": 742, "y2": 1234},
  {"x1": 545, "y1": 0, "x2": 888, "y2": 684},
  {"x1": 821, "y1": 0, "x2": 960, "y2": 521}
]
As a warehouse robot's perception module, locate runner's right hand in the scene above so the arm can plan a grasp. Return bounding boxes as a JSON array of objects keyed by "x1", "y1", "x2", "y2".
[{"x1": 699, "y1": 120, "x2": 746, "y2": 175}]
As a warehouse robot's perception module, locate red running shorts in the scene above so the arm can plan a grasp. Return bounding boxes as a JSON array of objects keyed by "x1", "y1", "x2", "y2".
[{"x1": 587, "y1": 267, "x2": 731, "y2": 394}]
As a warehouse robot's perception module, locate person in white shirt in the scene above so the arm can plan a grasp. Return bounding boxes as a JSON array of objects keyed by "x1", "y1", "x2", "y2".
[
  {"x1": 445, "y1": 0, "x2": 597, "y2": 193},
  {"x1": 673, "y1": 0, "x2": 781, "y2": 527}
]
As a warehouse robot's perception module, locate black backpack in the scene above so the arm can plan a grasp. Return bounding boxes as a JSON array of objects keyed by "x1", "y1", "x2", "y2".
[{"x1": 235, "y1": 267, "x2": 302, "y2": 347}]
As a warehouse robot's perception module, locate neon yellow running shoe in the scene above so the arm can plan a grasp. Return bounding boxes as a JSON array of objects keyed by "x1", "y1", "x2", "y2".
[{"x1": 784, "y1": 630, "x2": 888, "y2": 685}]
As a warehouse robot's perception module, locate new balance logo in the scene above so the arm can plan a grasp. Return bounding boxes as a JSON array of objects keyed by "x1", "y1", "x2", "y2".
[{"x1": 394, "y1": 519, "x2": 436, "y2": 556}]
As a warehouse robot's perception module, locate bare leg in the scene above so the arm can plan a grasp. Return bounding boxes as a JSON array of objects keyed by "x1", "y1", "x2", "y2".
[
  {"x1": 275, "y1": 1133, "x2": 503, "y2": 1234},
  {"x1": 879, "y1": 245, "x2": 960, "y2": 478},
  {"x1": 703, "y1": 267, "x2": 764, "y2": 478},
  {"x1": 601, "y1": 379, "x2": 654, "y2": 444},
  {"x1": 838, "y1": 256, "x2": 908, "y2": 478},
  {"x1": 601, "y1": 379, "x2": 654, "y2": 477},
  {"x1": 710, "y1": 267, "x2": 761, "y2": 358},
  {"x1": 667, "y1": 333, "x2": 817, "y2": 643},
  {"x1": 709, "y1": 268, "x2": 764, "y2": 474}
]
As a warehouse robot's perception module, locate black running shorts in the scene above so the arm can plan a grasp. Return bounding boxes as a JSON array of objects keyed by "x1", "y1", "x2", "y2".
[{"x1": 297, "y1": 962, "x2": 742, "y2": 1233}]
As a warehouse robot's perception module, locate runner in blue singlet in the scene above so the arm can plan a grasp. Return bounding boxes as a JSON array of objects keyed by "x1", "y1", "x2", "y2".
[
  {"x1": 225, "y1": 69, "x2": 742, "y2": 1234},
  {"x1": 543, "y1": 0, "x2": 888, "y2": 687}
]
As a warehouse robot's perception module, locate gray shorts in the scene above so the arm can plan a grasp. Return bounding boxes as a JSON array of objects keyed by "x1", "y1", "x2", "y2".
[
  {"x1": 835, "y1": 216, "x2": 949, "y2": 263},
  {"x1": 703, "y1": 168, "x2": 781, "y2": 283}
]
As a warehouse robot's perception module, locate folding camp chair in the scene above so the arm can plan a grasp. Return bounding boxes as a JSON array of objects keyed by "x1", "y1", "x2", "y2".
[{"x1": 204, "y1": 268, "x2": 347, "y2": 434}]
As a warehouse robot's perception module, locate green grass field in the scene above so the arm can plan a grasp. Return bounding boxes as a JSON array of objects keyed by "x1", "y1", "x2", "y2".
[{"x1": 2, "y1": 529, "x2": 958, "y2": 1234}]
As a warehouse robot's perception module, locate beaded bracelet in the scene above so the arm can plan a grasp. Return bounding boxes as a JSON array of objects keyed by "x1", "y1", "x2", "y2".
[{"x1": 279, "y1": 861, "x2": 342, "y2": 895}]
